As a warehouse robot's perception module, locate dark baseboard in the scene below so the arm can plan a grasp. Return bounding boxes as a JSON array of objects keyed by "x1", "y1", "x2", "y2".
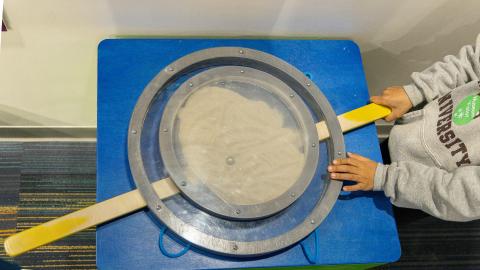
[{"x1": 0, "y1": 127, "x2": 96, "y2": 140}]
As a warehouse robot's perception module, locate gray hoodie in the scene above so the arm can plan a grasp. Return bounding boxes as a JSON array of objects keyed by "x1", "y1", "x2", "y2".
[{"x1": 374, "y1": 34, "x2": 480, "y2": 221}]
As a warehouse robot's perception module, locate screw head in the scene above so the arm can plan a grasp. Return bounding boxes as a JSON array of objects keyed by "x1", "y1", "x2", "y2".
[
  {"x1": 310, "y1": 219, "x2": 315, "y2": 224},
  {"x1": 162, "y1": 128, "x2": 168, "y2": 132},
  {"x1": 131, "y1": 129, "x2": 137, "y2": 134},
  {"x1": 240, "y1": 70, "x2": 245, "y2": 73},
  {"x1": 312, "y1": 143, "x2": 317, "y2": 148},
  {"x1": 232, "y1": 243, "x2": 238, "y2": 250},
  {"x1": 289, "y1": 94, "x2": 295, "y2": 98},
  {"x1": 235, "y1": 209, "x2": 241, "y2": 214},
  {"x1": 226, "y1": 156, "x2": 235, "y2": 165},
  {"x1": 181, "y1": 181, "x2": 187, "y2": 186},
  {"x1": 239, "y1": 49, "x2": 244, "y2": 54},
  {"x1": 156, "y1": 205, "x2": 162, "y2": 211},
  {"x1": 167, "y1": 66, "x2": 174, "y2": 72},
  {"x1": 290, "y1": 192, "x2": 296, "y2": 197},
  {"x1": 188, "y1": 82, "x2": 193, "y2": 87},
  {"x1": 306, "y1": 82, "x2": 311, "y2": 87}
]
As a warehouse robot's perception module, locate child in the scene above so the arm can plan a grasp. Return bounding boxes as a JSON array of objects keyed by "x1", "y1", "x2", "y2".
[{"x1": 328, "y1": 34, "x2": 480, "y2": 222}]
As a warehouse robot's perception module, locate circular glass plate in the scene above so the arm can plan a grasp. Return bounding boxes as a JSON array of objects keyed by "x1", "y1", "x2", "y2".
[
  {"x1": 159, "y1": 66, "x2": 318, "y2": 219},
  {"x1": 128, "y1": 47, "x2": 345, "y2": 257}
]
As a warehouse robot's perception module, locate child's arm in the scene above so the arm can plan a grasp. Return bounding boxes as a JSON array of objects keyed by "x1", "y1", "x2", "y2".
[
  {"x1": 403, "y1": 34, "x2": 480, "y2": 107},
  {"x1": 329, "y1": 153, "x2": 480, "y2": 221},
  {"x1": 375, "y1": 161, "x2": 480, "y2": 222},
  {"x1": 371, "y1": 35, "x2": 480, "y2": 122}
]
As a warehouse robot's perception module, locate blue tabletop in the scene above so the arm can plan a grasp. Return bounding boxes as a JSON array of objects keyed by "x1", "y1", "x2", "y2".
[{"x1": 97, "y1": 38, "x2": 400, "y2": 269}]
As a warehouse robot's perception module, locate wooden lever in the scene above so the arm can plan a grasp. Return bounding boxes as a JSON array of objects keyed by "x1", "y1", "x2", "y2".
[
  {"x1": 4, "y1": 178, "x2": 180, "y2": 257},
  {"x1": 4, "y1": 103, "x2": 390, "y2": 257},
  {"x1": 316, "y1": 103, "x2": 391, "y2": 141}
]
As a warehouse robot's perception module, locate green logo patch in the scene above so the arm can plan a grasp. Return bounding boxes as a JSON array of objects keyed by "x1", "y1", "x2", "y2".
[{"x1": 452, "y1": 94, "x2": 480, "y2": 125}]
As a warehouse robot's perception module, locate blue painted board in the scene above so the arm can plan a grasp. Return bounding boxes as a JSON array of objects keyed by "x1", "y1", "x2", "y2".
[{"x1": 97, "y1": 39, "x2": 400, "y2": 269}]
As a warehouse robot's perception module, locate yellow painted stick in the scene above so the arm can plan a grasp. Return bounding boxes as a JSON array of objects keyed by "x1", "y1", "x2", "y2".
[
  {"x1": 4, "y1": 103, "x2": 389, "y2": 257},
  {"x1": 316, "y1": 103, "x2": 391, "y2": 141},
  {"x1": 4, "y1": 178, "x2": 180, "y2": 257}
]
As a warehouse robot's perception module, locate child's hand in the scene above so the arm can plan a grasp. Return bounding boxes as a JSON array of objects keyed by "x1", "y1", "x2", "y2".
[
  {"x1": 328, "y1": 152, "x2": 378, "y2": 192},
  {"x1": 370, "y1": 86, "x2": 413, "y2": 122}
]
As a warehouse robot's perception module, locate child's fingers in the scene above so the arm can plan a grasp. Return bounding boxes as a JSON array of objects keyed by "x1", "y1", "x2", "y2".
[
  {"x1": 330, "y1": 172, "x2": 358, "y2": 181},
  {"x1": 343, "y1": 184, "x2": 364, "y2": 192},
  {"x1": 347, "y1": 152, "x2": 369, "y2": 161},
  {"x1": 328, "y1": 165, "x2": 360, "y2": 174},
  {"x1": 332, "y1": 157, "x2": 361, "y2": 167},
  {"x1": 370, "y1": 96, "x2": 391, "y2": 107},
  {"x1": 384, "y1": 112, "x2": 398, "y2": 122},
  {"x1": 370, "y1": 96, "x2": 383, "y2": 104}
]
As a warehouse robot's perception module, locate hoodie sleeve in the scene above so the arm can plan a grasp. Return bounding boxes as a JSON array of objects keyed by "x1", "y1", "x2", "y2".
[
  {"x1": 404, "y1": 34, "x2": 480, "y2": 107},
  {"x1": 374, "y1": 162, "x2": 480, "y2": 222}
]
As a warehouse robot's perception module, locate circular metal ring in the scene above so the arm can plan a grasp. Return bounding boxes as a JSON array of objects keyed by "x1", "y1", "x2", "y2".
[
  {"x1": 159, "y1": 66, "x2": 319, "y2": 220},
  {"x1": 128, "y1": 47, "x2": 345, "y2": 256}
]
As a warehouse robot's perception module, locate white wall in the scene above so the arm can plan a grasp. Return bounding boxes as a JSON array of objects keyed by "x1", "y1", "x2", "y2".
[{"x1": 1, "y1": 0, "x2": 479, "y2": 126}]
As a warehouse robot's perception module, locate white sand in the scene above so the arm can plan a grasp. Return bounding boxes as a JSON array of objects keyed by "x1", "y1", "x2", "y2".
[{"x1": 176, "y1": 86, "x2": 306, "y2": 206}]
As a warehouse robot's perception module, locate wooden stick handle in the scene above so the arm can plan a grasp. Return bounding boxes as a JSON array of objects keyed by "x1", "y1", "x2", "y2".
[
  {"x1": 4, "y1": 178, "x2": 179, "y2": 257},
  {"x1": 4, "y1": 103, "x2": 390, "y2": 257},
  {"x1": 316, "y1": 103, "x2": 391, "y2": 140}
]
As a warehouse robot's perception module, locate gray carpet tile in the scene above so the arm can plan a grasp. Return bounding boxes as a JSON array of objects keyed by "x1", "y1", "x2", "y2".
[
  {"x1": 0, "y1": 143, "x2": 21, "y2": 269},
  {"x1": 379, "y1": 207, "x2": 480, "y2": 270},
  {"x1": 0, "y1": 142, "x2": 96, "y2": 270},
  {"x1": 21, "y1": 142, "x2": 96, "y2": 175}
]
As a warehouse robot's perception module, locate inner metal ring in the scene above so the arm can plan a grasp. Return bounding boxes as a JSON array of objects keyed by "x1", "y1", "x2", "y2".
[
  {"x1": 159, "y1": 66, "x2": 319, "y2": 220},
  {"x1": 128, "y1": 47, "x2": 345, "y2": 256}
]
